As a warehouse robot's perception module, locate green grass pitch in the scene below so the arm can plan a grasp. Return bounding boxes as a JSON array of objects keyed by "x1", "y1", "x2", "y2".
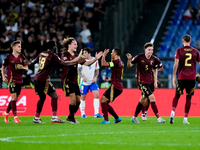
[{"x1": 1, "y1": 116, "x2": 200, "y2": 150}]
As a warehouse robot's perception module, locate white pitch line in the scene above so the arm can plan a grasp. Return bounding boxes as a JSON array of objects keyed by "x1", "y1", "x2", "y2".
[{"x1": 1, "y1": 130, "x2": 200, "y2": 146}]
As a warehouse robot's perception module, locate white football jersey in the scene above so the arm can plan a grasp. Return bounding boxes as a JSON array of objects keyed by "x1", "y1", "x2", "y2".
[{"x1": 78, "y1": 57, "x2": 99, "y2": 85}]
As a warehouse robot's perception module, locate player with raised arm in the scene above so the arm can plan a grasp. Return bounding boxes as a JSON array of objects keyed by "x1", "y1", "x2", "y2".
[
  {"x1": 28, "y1": 40, "x2": 81, "y2": 124},
  {"x1": 78, "y1": 47, "x2": 103, "y2": 118},
  {"x1": 61, "y1": 37, "x2": 102, "y2": 124},
  {"x1": 2, "y1": 40, "x2": 28, "y2": 123},
  {"x1": 99, "y1": 48, "x2": 124, "y2": 124},
  {"x1": 126, "y1": 42, "x2": 165, "y2": 124},
  {"x1": 170, "y1": 34, "x2": 200, "y2": 124}
]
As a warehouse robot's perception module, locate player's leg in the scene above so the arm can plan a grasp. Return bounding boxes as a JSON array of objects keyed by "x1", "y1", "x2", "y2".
[
  {"x1": 33, "y1": 80, "x2": 47, "y2": 124},
  {"x1": 170, "y1": 80, "x2": 183, "y2": 124},
  {"x1": 106, "y1": 87, "x2": 122, "y2": 124},
  {"x1": 80, "y1": 94, "x2": 87, "y2": 118},
  {"x1": 131, "y1": 96, "x2": 144, "y2": 123},
  {"x1": 91, "y1": 83, "x2": 102, "y2": 118},
  {"x1": 80, "y1": 84, "x2": 89, "y2": 118},
  {"x1": 99, "y1": 95, "x2": 110, "y2": 124},
  {"x1": 6, "y1": 82, "x2": 22, "y2": 123},
  {"x1": 148, "y1": 94, "x2": 165, "y2": 123},
  {"x1": 141, "y1": 98, "x2": 149, "y2": 121},
  {"x1": 48, "y1": 89, "x2": 65, "y2": 123},
  {"x1": 183, "y1": 80, "x2": 195, "y2": 124},
  {"x1": 68, "y1": 93, "x2": 78, "y2": 123}
]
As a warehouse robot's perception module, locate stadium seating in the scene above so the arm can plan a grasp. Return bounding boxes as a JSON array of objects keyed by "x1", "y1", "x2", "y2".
[{"x1": 158, "y1": 0, "x2": 200, "y2": 76}]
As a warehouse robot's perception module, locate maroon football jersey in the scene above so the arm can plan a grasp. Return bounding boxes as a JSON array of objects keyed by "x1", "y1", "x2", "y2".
[
  {"x1": 110, "y1": 59, "x2": 124, "y2": 91},
  {"x1": 61, "y1": 51, "x2": 85, "y2": 84},
  {"x1": 131, "y1": 54, "x2": 162, "y2": 85},
  {"x1": 2, "y1": 53, "x2": 26, "y2": 84},
  {"x1": 34, "y1": 51, "x2": 62, "y2": 81},
  {"x1": 175, "y1": 46, "x2": 200, "y2": 80}
]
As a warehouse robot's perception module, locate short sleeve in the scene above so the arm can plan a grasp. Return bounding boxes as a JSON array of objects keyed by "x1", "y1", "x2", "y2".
[
  {"x1": 53, "y1": 53, "x2": 62, "y2": 63},
  {"x1": 131, "y1": 54, "x2": 139, "y2": 64},
  {"x1": 2, "y1": 55, "x2": 9, "y2": 67}
]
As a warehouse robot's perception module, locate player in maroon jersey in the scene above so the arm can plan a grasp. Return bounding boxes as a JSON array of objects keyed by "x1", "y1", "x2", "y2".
[
  {"x1": 27, "y1": 40, "x2": 82, "y2": 124},
  {"x1": 61, "y1": 37, "x2": 103, "y2": 124},
  {"x1": 99, "y1": 48, "x2": 124, "y2": 124},
  {"x1": 1, "y1": 40, "x2": 28, "y2": 123},
  {"x1": 126, "y1": 42, "x2": 166, "y2": 123},
  {"x1": 170, "y1": 34, "x2": 200, "y2": 124}
]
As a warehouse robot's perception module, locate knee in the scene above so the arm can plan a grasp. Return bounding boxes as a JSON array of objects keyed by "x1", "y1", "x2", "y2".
[{"x1": 39, "y1": 94, "x2": 46, "y2": 102}]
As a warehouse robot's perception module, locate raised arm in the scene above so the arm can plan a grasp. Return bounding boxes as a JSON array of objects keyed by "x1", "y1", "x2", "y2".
[
  {"x1": 84, "y1": 51, "x2": 103, "y2": 66},
  {"x1": 101, "y1": 49, "x2": 110, "y2": 67},
  {"x1": 126, "y1": 53, "x2": 134, "y2": 68}
]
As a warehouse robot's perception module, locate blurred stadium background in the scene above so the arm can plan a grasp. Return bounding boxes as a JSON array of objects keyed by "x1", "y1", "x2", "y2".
[{"x1": 1, "y1": 0, "x2": 200, "y2": 89}]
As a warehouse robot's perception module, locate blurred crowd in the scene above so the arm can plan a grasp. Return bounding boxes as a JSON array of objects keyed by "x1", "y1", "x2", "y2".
[{"x1": 0, "y1": 0, "x2": 107, "y2": 72}]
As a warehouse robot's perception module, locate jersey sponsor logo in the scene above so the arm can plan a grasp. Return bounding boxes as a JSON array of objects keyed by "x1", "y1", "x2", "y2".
[
  {"x1": 0, "y1": 96, "x2": 27, "y2": 113},
  {"x1": 141, "y1": 60, "x2": 145, "y2": 63},
  {"x1": 11, "y1": 60, "x2": 15, "y2": 63}
]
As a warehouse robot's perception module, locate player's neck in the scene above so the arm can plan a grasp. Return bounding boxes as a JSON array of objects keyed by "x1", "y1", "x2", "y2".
[
  {"x1": 113, "y1": 56, "x2": 120, "y2": 60},
  {"x1": 183, "y1": 44, "x2": 190, "y2": 47},
  {"x1": 12, "y1": 51, "x2": 19, "y2": 57},
  {"x1": 68, "y1": 49, "x2": 75, "y2": 55}
]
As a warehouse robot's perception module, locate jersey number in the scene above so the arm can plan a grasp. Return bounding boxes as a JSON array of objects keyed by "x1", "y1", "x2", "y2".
[
  {"x1": 39, "y1": 57, "x2": 46, "y2": 70},
  {"x1": 185, "y1": 53, "x2": 192, "y2": 66}
]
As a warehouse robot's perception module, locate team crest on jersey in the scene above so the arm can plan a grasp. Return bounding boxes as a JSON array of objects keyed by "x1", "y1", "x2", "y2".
[
  {"x1": 150, "y1": 60, "x2": 153, "y2": 65},
  {"x1": 63, "y1": 57, "x2": 67, "y2": 60},
  {"x1": 20, "y1": 58, "x2": 22, "y2": 63}
]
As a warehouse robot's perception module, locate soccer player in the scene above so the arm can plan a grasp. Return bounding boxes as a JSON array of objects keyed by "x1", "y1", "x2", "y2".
[
  {"x1": 99, "y1": 48, "x2": 124, "y2": 124},
  {"x1": 61, "y1": 37, "x2": 103, "y2": 124},
  {"x1": 2, "y1": 40, "x2": 28, "y2": 123},
  {"x1": 141, "y1": 69, "x2": 163, "y2": 121},
  {"x1": 28, "y1": 40, "x2": 82, "y2": 124},
  {"x1": 169, "y1": 34, "x2": 200, "y2": 124},
  {"x1": 78, "y1": 47, "x2": 103, "y2": 118},
  {"x1": 126, "y1": 42, "x2": 165, "y2": 124}
]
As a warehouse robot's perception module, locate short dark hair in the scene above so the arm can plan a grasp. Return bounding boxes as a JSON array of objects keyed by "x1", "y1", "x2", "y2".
[
  {"x1": 144, "y1": 42, "x2": 154, "y2": 49},
  {"x1": 84, "y1": 47, "x2": 92, "y2": 54},
  {"x1": 47, "y1": 40, "x2": 56, "y2": 49},
  {"x1": 114, "y1": 48, "x2": 121, "y2": 56},
  {"x1": 11, "y1": 40, "x2": 21, "y2": 48},
  {"x1": 182, "y1": 34, "x2": 191, "y2": 43}
]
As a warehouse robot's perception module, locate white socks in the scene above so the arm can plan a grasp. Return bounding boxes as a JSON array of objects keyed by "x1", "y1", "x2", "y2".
[
  {"x1": 80, "y1": 98, "x2": 100, "y2": 115},
  {"x1": 93, "y1": 98, "x2": 99, "y2": 115},
  {"x1": 80, "y1": 99, "x2": 85, "y2": 115}
]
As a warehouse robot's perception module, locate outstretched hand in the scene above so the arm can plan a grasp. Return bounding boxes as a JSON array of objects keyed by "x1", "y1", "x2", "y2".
[
  {"x1": 95, "y1": 51, "x2": 103, "y2": 60},
  {"x1": 78, "y1": 49, "x2": 83, "y2": 58},
  {"x1": 103, "y1": 49, "x2": 109, "y2": 57}
]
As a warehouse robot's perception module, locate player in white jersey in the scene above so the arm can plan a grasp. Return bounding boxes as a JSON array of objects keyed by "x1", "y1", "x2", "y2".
[{"x1": 78, "y1": 47, "x2": 103, "y2": 118}]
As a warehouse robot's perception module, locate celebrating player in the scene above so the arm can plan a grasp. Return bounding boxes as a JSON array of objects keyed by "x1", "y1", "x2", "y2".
[
  {"x1": 28, "y1": 40, "x2": 81, "y2": 124},
  {"x1": 170, "y1": 34, "x2": 200, "y2": 124},
  {"x1": 78, "y1": 47, "x2": 103, "y2": 118},
  {"x1": 99, "y1": 48, "x2": 124, "y2": 124},
  {"x1": 2, "y1": 40, "x2": 28, "y2": 123},
  {"x1": 61, "y1": 37, "x2": 103, "y2": 124},
  {"x1": 126, "y1": 42, "x2": 165, "y2": 123}
]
